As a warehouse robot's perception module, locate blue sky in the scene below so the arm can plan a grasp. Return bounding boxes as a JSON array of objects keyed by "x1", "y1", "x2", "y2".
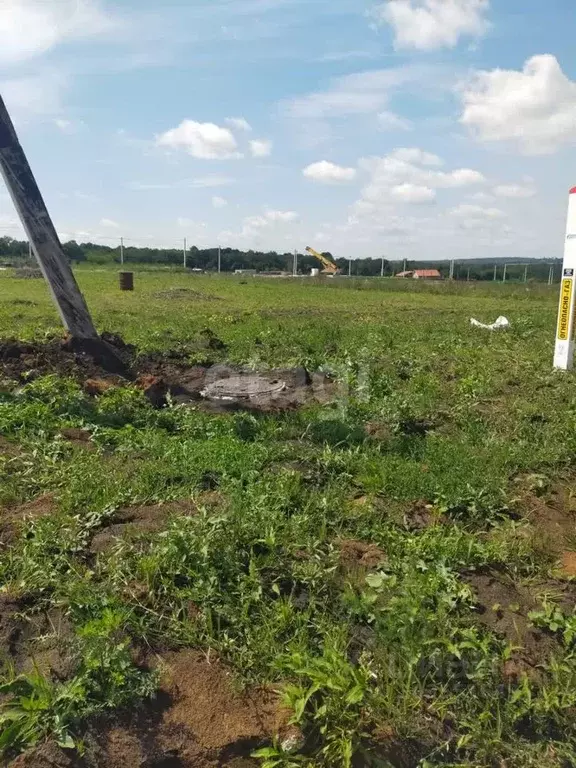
[{"x1": 1, "y1": 0, "x2": 576, "y2": 259}]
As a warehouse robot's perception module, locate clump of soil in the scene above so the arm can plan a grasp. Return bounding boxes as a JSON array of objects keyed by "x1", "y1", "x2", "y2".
[
  {"x1": 0, "y1": 494, "x2": 57, "y2": 546},
  {"x1": 9, "y1": 741, "x2": 82, "y2": 767},
  {"x1": 403, "y1": 501, "x2": 446, "y2": 531},
  {"x1": 339, "y1": 539, "x2": 387, "y2": 572},
  {"x1": 89, "y1": 501, "x2": 197, "y2": 554},
  {"x1": 465, "y1": 570, "x2": 559, "y2": 668}
]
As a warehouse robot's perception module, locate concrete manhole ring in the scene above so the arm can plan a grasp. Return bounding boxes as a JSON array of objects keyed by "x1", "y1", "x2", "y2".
[{"x1": 201, "y1": 375, "x2": 286, "y2": 400}]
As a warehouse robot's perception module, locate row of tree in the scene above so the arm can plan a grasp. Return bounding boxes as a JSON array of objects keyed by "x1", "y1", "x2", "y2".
[{"x1": 0, "y1": 236, "x2": 561, "y2": 281}]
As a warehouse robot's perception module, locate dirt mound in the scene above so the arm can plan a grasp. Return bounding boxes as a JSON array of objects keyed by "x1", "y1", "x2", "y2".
[
  {"x1": 89, "y1": 501, "x2": 197, "y2": 554},
  {"x1": 465, "y1": 571, "x2": 559, "y2": 667},
  {"x1": 0, "y1": 494, "x2": 56, "y2": 546},
  {"x1": 9, "y1": 741, "x2": 83, "y2": 767},
  {"x1": 339, "y1": 539, "x2": 387, "y2": 571},
  {"x1": 403, "y1": 501, "x2": 446, "y2": 531},
  {"x1": 77, "y1": 650, "x2": 291, "y2": 768}
]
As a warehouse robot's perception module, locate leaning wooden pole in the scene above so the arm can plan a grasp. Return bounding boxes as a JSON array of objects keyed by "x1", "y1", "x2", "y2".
[{"x1": 0, "y1": 93, "x2": 98, "y2": 339}]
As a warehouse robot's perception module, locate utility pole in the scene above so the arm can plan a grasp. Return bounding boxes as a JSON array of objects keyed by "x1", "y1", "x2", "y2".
[
  {"x1": 293, "y1": 249, "x2": 298, "y2": 277},
  {"x1": 348, "y1": 257, "x2": 352, "y2": 277},
  {"x1": 503, "y1": 264, "x2": 508, "y2": 283},
  {"x1": 403, "y1": 258, "x2": 407, "y2": 274},
  {"x1": 548, "y1": 265, "x2": 554, "y2": 286},
  {"x1": 183, "y1": 237, "x2": 187, "y2": 269},
  {"x1": 28, "y1": 240, "x2": 32, "y2": 261},
  {"x1": 380, "y1": 256, "x2": 385, "y2": 278},
  {"x1": 217, "y1": 246, "x2": 221, "y2": 274},
  {"x1": 120, "y1": 236, "x2": 124, "y2": 266},
  {"x1": 0, "y1": 92, "x2": 99, "y2": 342},
  {"x1": 524, "y1": 265, "x2": 528, "y2": 283},
  {"x1": 449, "y1": 260, "x2": 455, "y2": 280},
  {"x1": 467, "y1": 266, "x2": 471, "y2": 282},
  {"x1": 493, "y1": 264, "x2": 497, "y2": 281}
]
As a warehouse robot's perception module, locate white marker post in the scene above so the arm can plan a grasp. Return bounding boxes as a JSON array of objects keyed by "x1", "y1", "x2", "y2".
[{"x1": 553, "y1": 187, "x2": 576, "y2": 370}]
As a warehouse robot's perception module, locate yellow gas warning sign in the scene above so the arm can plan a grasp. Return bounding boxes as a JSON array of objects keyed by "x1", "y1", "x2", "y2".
[{"x1": 558, "y1": 279, "x2": 574, "y2": 341}]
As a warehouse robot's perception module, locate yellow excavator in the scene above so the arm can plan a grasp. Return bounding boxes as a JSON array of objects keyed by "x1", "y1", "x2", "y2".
[{"x1": 305, "y1": 246, "x2": 340, "y2": 275}]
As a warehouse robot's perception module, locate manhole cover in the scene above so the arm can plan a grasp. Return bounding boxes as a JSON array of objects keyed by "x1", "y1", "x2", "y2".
[{"x1": 201, "y1": 375, "x2": 286, "y2": 400}]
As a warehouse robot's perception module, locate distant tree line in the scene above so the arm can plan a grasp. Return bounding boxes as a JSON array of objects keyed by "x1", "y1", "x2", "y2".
[{"x1": 0, "y1": 236, "x2": 562, "y2": 282}]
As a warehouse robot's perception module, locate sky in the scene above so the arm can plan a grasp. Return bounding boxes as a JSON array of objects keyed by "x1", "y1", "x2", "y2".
[{"x1": 1, "y1": 0, "x2": 576, "y2": 260}]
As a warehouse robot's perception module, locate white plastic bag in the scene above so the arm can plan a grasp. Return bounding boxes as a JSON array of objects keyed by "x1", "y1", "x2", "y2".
[{"x1": 470, "y1": 316, "x2": 510, "y2": 331}]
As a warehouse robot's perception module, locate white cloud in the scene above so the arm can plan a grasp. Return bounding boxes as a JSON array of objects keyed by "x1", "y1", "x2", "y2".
[
  {"x1": 460, "y1": 55, "x2": 576, "y2": 155},
  {"x1": 303, "y1": 161, "x2": 357, "y2": 183},
  {"x1": 376, "y1": 0, "x2": 489, "y2": 51},
  {"x1": 390, "y1": 147, "x2": 442, "y2": 166},
  {"x1": 285, "y1": 67, "x2": 418, "y2": 120},
  {"x1": 1, "y1": 72, "x2": 67, "y2": 119},
  {"x1": 0, "y1": 0, "x2": 113, "y2": 66},
  {"x1": 250, "y1": 139, "x2": 273, "y2": 158},
  {"x1": 449, "y1": 203, "x2": 505, "y2": 228},
  {"x1": 212, "y1": 195, "x2": 228, "y2": 208},
  {"x1": 240, "y1": 209, "x2": 298, "y2": 238},
  {"x1": 493, "y1": 183, "x2": 536, "y2": 199},
  {"x1": 265, "y1": 210, "x2": 298, "y2": 223},
  {"x1": 353, "y1": 147, "x2": 485, "y2": 220},
  {"x1": 157, "y1": 120, "x2": 241, "y2": 159},
  {"x1": 177, "y1": 218, "x2": 207, "y2": 230},
  {"x1": 225, "y1": 117, "x2": 252, "y2": 132},
  {"x1": 100, "y1": 218, "x2": 120, "y2": 228},
  {"x1": 127, "y1": 176, "x2": 235, "y2": 191},
  {"x1": 391, "y1": 183, "x2": 436, "y2": 203},
  {"x1": 377, "y1": 111, "x2": 412, "y2": 131}
]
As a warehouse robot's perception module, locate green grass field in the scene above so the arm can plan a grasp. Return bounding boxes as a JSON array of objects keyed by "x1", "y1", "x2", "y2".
[{"x1": 2, "y1": 267, "x2": 576, "y2": 767}]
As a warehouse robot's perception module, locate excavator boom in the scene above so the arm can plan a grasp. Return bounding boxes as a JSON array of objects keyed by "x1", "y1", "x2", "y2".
[{"x1": 305, "y1": 246, "x2": 339, "y2": 274}]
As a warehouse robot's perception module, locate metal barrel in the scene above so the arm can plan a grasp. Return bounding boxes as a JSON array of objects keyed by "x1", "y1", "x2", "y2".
[{"x1": 119, "y1": 271, "x2": 134, "y2": 291}]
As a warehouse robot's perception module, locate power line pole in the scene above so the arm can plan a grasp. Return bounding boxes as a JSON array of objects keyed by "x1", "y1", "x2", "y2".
[
  {"x1": 293, "y1": 249, "x2": 298, "y2": 277},
  {"x1": 493, "y1": 264, "x2": 497, "y2": 281},
  {"x1": 183, "y1": 237, "x2": 187, "y2": 269},
  {"x1": 120, "y1": 236, "x2": 124, "y2": 266},
  {"x1": 449, "y1": 260, "x2": 455, "y2": 280},
  {"x1": 524, "y1": 265, "x2": 528, "y2": 283},
  {"x1": 380, "y1": 256, "x2": 385, "y2": 278},
  {"x1": 548, "y1": 265, "x2": 554, "y2": 285},
  {"x1": 218, "y1": 246, "x2": 221, "y2": 274},
  {"x1": 403, "y1": 258, "x2": 407, "y2": 274},
  {"x1": 0, "y1": 92, "x2": 99, "y2": 342},
  {"x1": 467, "y1": 266, "x2": 470, "y2": 282},
  {"x1": 348, "y1": 257, "x2": 352, "y2": 277},
  {"x1": 503, "y1": 264, "x2": 508, "y2": 283}
]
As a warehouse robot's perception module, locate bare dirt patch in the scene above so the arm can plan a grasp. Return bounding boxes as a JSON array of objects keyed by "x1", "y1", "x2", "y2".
[
  {"x1": 513, "y1": 479, "x2": 576, "y2": 576},
  {"x1": 0, "y1": 494, "x2": 56, "y2": 547},
  {"x1": 72, "y1": 650, "x2": 292, "y2": 768},
  {"x1": 465, "y1": 570, "x2": 559, "y2": 668},
  {"x1": 339, "y1": 539, "x2": 387, "y2": 572},
  {"x1": 0, "y1": 593, "x2": 73, "y2": 679},
  {"x1": 0, "y1": 335, "x2": 336, "y2": 414},
  {"x1": 89, "y1": 501, "x2": 197, "y2": 554},
  {"x1": 403, "y1": 501, "x2": 446, "y2": 532}
]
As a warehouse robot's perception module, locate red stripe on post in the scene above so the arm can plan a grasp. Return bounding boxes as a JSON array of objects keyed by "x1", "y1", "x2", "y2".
[{"x1": 570, "y1": 187, "x2": 576, "y2": 194}]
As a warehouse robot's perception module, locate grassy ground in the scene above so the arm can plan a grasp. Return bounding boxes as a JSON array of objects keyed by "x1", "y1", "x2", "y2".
[{"x1": 1, "y1": 267, "x2": 576, "y2": 767}]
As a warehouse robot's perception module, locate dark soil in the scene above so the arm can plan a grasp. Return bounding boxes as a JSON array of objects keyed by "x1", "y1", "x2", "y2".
[
  {"x1": 403, "y1": 501, "x2": 446, "y2": 531},
  {"x1": 0, "y1": 494, "x2": 57, "y2": 547},
  {"x1": 0, "y1": 593, "x2": 73, "y2": 678},
  {"x1": 0, "y1": 336, "x2": 335, "y2": 414},
  {"x1": 339, "y1": 539, "x2": 387, "y2": 572},
  {"x1": 465, "y1": 570, "x2": 560, "y2": 668},
  {"x1": 89, "y1": 501, "x2": 197, "y2": 554}
]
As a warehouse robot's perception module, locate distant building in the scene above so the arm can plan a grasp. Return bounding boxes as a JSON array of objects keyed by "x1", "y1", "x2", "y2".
[{"x1": 396, "y1": 269, "x2": 442, "y2": 280}]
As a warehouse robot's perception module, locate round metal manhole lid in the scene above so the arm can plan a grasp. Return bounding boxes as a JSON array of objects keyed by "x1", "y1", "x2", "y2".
[{"x1": 201, "y1": 375, "x2": 286, "y2": 400}]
